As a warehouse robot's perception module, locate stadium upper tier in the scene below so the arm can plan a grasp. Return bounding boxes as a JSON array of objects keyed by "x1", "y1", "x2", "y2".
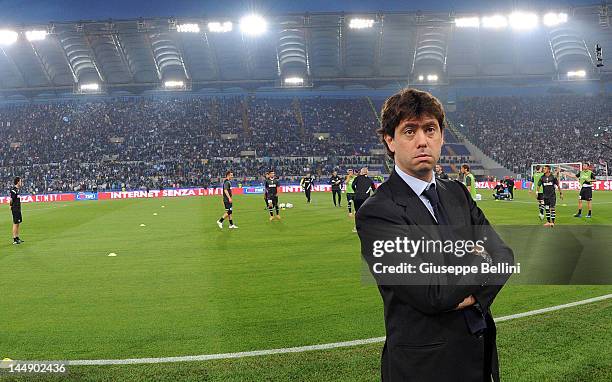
[{"x1": 0, "y1": 4, "x2": 610, "y2": 96}]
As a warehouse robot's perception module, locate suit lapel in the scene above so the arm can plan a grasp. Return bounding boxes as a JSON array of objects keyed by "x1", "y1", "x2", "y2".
[
  {"x1": 387, "y1": 171, "x2": 437, "y2": 226},
  {"x1": 436, "y1": 180, "x2": 467, "y2": 226}
]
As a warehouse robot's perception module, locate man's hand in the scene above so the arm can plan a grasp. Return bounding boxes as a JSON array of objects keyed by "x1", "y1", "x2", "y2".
[
  {"x1": 455, "y1": 295, "x2": 476, "y2": 310},
  {"x1": 228, "y1": 197, "x2": 232, "y2": 203}
]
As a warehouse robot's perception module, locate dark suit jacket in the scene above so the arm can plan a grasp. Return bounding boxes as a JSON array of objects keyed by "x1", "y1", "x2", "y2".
[{"x1": 356, "y1": 171, "x2": 514, "y2": 382}]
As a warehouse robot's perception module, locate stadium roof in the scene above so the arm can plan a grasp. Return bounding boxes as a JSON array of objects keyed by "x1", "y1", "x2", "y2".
[{"x1": 0, "y1": 3, "x2": 610, "y2": 96}]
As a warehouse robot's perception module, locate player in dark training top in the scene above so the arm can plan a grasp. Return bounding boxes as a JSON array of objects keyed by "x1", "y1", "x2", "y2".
[
  {"x1": 574, "y1": 163, "x2": 596, "y2": 218},
  {"x1": 263, "y1": 171, "x2": 270, "y2": 210},
  {"x1": 300, "y1": 172, "x2": 314, "y2": 203},
  {"x1": 265, "y1": 170, "x2": 281, "y2": 221},
  {"x1": 351, "y1": 167, "x2": 376, "y2": 232},
  {"x1": 537, "y1": 165, "x2": 563, "y2": 227},
  {"x1": 329, "y1": 170, "x2": 343, "y2": 207},
  {"x1": 217, "y1": 171, "x2": 238, "y2": 229},
  {"x1": 10, "y1": 177, "x2": 24, "y2": 244}
]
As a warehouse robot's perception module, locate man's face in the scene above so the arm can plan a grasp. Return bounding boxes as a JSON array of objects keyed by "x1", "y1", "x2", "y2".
[
  {"x1": 385, "y1": 114, "x2": 443, "y2": 180},
  {"x1": 545, "y1": 167, "x2": 551, "y2": 175},
  {"x1": 228, "y1": 173, "x2": 233, "y2": 180},
  {"x1": 332, "y1": 171, "x2": 337, "y2": 176},
  {"x1": 270, "y1": 172, "x2": 275, "y2": 179},
  {"x1": 348, "y1": 170, "x2": 353, "y2": 176},
  {"x1": 435, "y1": 165, "x2": 442, "y2": 173}
]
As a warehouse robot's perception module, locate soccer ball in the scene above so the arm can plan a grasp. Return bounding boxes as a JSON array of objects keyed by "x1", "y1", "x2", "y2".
[{"x1": 286, "y1": 203, "x2": 293, "y2": 208}]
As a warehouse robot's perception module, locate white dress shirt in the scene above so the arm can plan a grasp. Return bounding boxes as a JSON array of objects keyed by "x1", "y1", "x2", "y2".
[{"x1": 394, "y1": 165, "x2": 437, "y2": 221}]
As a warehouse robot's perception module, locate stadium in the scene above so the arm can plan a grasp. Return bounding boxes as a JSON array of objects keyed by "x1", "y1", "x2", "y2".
[{"x1": 0, "y1": 0, "x2": 611, "y2": 381}]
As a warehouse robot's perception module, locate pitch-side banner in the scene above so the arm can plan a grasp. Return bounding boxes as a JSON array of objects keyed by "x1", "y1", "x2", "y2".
[
  {"x1": 13, "y1": 180, "x2": 611, "y2": 205},
  {"x1": 477, "y1": 180, "x2": 612, "y2": 191},
  {"x1": 0, "y1": 193, "x2": 75, "y2": 204},
  {"x1": 0, "y1": 184, "x2": 343, "y2": 204}
]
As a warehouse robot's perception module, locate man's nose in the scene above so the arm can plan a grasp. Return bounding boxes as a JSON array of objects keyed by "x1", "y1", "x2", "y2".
[{"x1": 414, "y1": 129, "x2": 428, "y2": 148}]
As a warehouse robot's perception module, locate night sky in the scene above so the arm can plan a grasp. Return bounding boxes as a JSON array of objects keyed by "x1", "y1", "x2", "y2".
[{"x1": 0, "y1": 0, "x2": 600, "y2": 24}]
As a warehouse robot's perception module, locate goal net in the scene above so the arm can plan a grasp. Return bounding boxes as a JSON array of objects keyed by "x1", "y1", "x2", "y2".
[{"x1": 530, "y1": 162, "x2": 582, "y2": 182}]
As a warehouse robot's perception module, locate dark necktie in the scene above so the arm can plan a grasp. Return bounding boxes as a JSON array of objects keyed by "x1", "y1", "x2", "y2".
[
  {"x1": 421, "y1": 183, "x2": 449, "y2": 225},
  {"x1": 422, "y1": 183, "x2": 487, "y2": 337}
]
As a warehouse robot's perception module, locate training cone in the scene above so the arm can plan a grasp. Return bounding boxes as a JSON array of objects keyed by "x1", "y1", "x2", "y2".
[{"x1": 1, "y1": 358, "x2": 14, "y2": 369}]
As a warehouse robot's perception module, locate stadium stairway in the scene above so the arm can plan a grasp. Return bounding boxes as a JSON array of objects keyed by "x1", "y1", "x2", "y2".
[
  {"x1": 241, "y1": 97, "x2": 251, "y2": 135},
  {"x1": 292, "y1": 98, "x2": 305, "y2": 140},
  {"x1": 211, "y1": 98, "x2": 221, "y2": 134},
  {"x1": 366, "y1": 96, "x2": 381, "y2": 124},
  {"x1": 448, "y1": 122, "x2": 516, "y2": 179}
]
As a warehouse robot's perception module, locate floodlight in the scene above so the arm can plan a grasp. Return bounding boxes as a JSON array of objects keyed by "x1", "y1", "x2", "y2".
[
  {"x1": 455, "y1": 17, "x2": 480, "y2": 28},
  {"x1": 208, "y1": 21, "x2": 233, "y2": 33},
  {"x1": 80, "y1": 83, "x2": 100, "y2": 91},
  {"x1": 176, "y1": 23, "x2": 200, "y2": 33},
  {"x1": 509, "y1": 12, "x2": 538, "y2": 30},
  {"x1": 0, "y1": 30, "x2": 18, "y2": 45},
  {"x1": 417, "y1": 75, "x2": 424, "y2": 81},
  {"x1": 164, "y1": 80, "x2": 185, "y2": 88},
  {"x1": 284, "y1": 77, "x2": 304, "y2": 85},
  {"x1": 240, "y1": 15, "x2": 267, "y2": 36},
  {"x1": 25, "y1": 30, "x2": 47, "y2": 41},
  {"x1": 427, "y1": 74, "x2": 438, "y2": 82},
  {"x1": 481, "y1": 15, "x2": 508, "y2": 29},
  {"x1": 349, "y1": 18, "x2": 375, "y2": 29},
  {"x1": 543, "y1": 12, "x2": 568, "y2": 27},
  {"x1": 567, "y1": 70, "x2": 586, "y2": 78}
]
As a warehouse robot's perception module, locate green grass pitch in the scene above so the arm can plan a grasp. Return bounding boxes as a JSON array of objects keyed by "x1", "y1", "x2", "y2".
[{"x1": 1, "y1": 189, "x2": 611, "y2": 381}]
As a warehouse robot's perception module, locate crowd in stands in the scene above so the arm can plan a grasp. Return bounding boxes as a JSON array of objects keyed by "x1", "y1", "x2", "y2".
[
  {"x1": 0, "y1": 97, "x2": 385, "y2": 192},
  {"x1": 454, "y1": 95, "x2": 612, "y2": 176},
  {"x1": 2, "y1": 93, "x2": 607, "y2": 193}
]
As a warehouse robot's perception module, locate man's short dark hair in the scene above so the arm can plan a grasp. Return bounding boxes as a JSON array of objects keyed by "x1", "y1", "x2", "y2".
[
  {"x1": 544, "y1": 165, "x2": 551, "y2": 171},
  {"x1": 535, "y1": 165, "x2": 542, "y2": 171},
  {"x1": 226, "y1": 170, "x2": 233, "y2": 176},
  {"x1": 462, "y1": 164, "x2": 470, "y2": 172},
  {"x1": 13, "y1": 177, "x2": 21, "y2": 185},
  {"x1": 378, "y1": 88, "x2": 447, "y2": 158}
]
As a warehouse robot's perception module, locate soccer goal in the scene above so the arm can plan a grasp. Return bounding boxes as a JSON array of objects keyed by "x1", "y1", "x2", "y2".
[{"x1": 530, "y1": 162, "x2": 582, "y2": 182}]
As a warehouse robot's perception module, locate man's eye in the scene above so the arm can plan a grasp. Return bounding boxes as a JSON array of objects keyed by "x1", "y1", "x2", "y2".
[{"x1": 404, "y1": 129, "x2": 415, "y2": 135}]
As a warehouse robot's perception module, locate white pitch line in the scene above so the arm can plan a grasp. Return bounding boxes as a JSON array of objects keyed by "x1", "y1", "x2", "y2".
[
  {"x1": 479, "y1": 199, "x2": 612, "y2": 205},
  {"x1": 32, "y1": 293, "x2": 608, "y2": 366}
]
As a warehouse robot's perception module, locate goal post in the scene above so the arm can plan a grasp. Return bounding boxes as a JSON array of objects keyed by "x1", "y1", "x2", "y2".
[{"x1": 530, "y1": 162, "x2": 582, "y2": 190}]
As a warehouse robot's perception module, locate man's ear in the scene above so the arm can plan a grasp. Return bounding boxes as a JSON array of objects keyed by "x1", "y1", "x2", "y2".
[{"x1": 384, "y1": 134, "x2": 395, "y2": 154}]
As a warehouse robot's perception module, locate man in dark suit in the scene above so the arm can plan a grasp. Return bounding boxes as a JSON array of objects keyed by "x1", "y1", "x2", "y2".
[{"x1": 356, "y1": 88, "x2": 514, "y2": 382}]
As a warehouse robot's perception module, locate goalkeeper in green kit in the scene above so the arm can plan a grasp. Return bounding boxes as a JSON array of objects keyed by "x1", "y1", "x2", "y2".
[
  {"x1": 461, "y1": 164, "x2": 477, "y2": 200},
  {"x1": 574, "y1": 163, "x2": 596, "y2": 218},
  {"x1": 531, "y1": 165, "x2": 545, "y2": 220},
  {"x1": 345, "y1": 169, "x2": 356, "y2": 217}
]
